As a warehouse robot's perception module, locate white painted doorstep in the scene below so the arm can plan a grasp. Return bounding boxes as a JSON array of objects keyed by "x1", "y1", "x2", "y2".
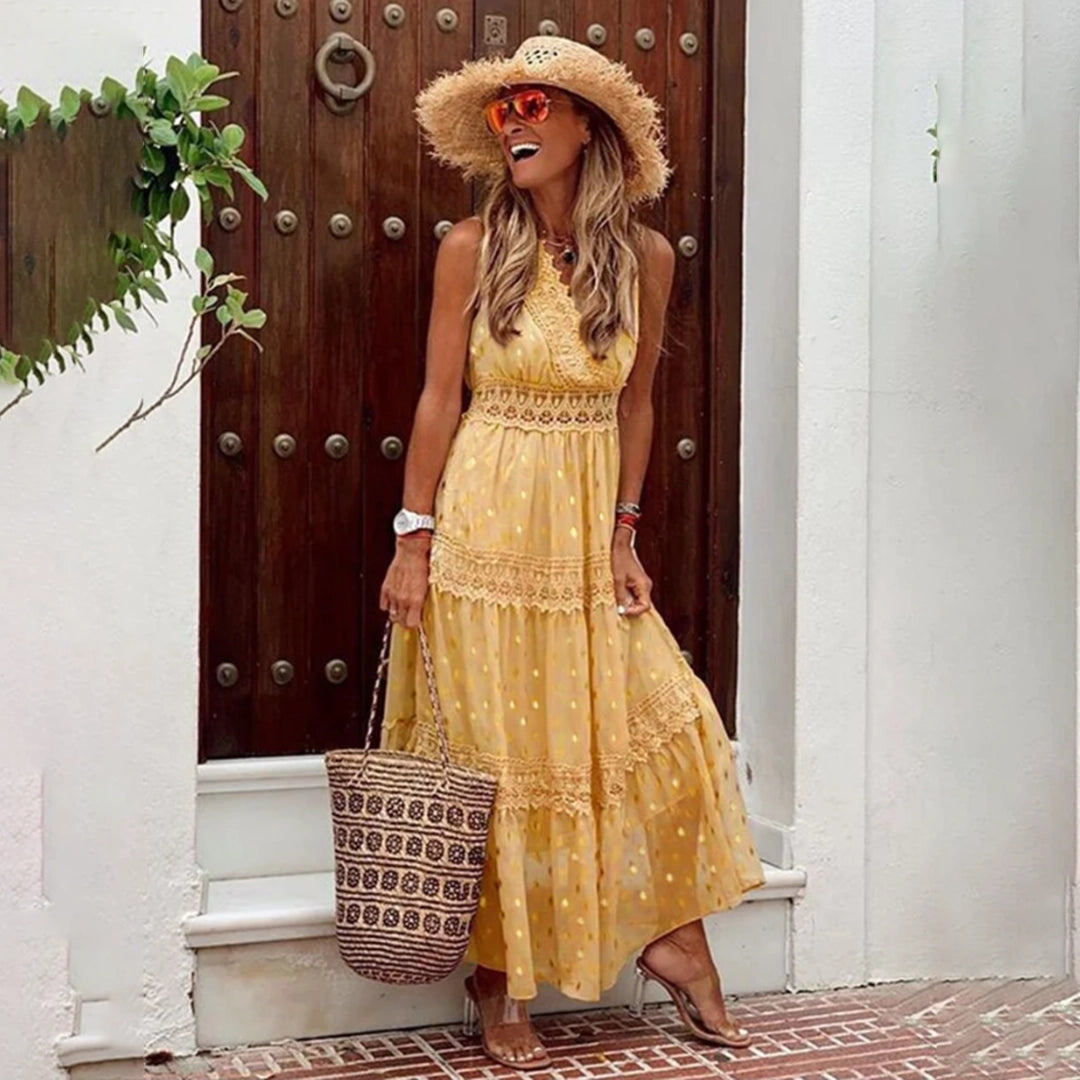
[{"x1": 195, "y1": 746, "x2": 794, "y2": 883}]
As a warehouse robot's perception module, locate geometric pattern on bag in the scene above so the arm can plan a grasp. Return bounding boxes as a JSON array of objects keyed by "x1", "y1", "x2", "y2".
[{"x1": 325, "y1": 616, "x2": 498, "y2": 985}]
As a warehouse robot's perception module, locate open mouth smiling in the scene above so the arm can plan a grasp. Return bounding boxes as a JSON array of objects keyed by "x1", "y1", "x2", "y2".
[{"x1": 509, "y1": 142, "x2": 541, "y2": 162}]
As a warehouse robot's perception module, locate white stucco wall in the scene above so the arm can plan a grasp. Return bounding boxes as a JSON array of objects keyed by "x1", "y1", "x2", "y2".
[
  {"x1": 0, "y1": 2, "x2": 201, "y2": 1075},
  {"x1": 795, "y1": 0, "x2": 1078, "y2": 985},
  {"x1": 741, "y1": 0, "x2": 801, "y2": 846}
]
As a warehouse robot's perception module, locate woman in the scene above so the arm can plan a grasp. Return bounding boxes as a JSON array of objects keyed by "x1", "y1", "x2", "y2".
[{"x1": 378, "y1": 36, "x2": 765, "y2": 1071}]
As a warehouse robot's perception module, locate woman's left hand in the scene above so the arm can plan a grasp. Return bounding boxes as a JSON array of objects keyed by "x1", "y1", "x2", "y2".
[{"x1": 612, "y1": 534, "x2": 652, "y2": 617}]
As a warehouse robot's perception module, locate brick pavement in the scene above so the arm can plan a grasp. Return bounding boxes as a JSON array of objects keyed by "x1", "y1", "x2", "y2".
[{"x1": 146, "y1": 977, "x2": 1080, "y2": 1080}]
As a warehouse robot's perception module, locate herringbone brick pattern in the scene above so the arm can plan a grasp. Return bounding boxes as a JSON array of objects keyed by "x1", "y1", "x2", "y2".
[{"x1": 146, "y1": 977, "x2": 1080, "y2": 1080}]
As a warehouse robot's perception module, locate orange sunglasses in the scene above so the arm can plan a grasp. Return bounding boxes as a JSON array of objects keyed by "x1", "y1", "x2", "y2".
[{"x1": 483, "y1": 88, "x2": 557, "y2": 135}]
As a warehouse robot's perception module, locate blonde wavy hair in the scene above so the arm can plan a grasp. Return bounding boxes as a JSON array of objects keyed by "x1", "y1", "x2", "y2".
[{"x1": 467, "y1": 94, "x2": 646, "y2": 359}]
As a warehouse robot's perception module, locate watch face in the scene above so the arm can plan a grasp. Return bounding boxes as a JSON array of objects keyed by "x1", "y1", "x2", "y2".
[{"x1": 393, "y1": 509, "x2": 432, "y2": 535}]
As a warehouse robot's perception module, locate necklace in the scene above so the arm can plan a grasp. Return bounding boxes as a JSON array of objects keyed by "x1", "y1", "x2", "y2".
[{"x1": 540, "y1": 228, "x2": 578, "y2": 266}]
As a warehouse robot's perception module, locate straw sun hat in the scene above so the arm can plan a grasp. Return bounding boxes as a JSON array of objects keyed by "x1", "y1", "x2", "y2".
[{"x1": 415, "y1": 35, "x2": 671, "y2": 206}]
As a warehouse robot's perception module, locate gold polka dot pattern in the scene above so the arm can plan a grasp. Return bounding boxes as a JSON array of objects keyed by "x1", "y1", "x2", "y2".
[{"x1": 381, "y1": 240, "x2": 766, "y2": 1001}]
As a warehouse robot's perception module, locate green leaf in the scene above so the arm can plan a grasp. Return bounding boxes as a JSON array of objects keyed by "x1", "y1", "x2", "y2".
[
  {"x1": 149, "y1": 185, "x2": 170, "y2": 223},
  {"x1": 100, "y1": 75, "x2": 127, "y2": 105},
  {"x1": 142, "y1": 143, "x2": 166, "y2": 175},
  {"x1": 196, "y1": 344, "x2": 213, "y2": 360},
  {"x1": 169, "y1": 184, "x2": 191, "y2": 223},
  {"x1": 197, "y1": 184, "x2": 215, "y2": 223},
  {"x1": 59, "y1": 85, "x2": 81, "y2": 122},
  {"x1": 235, "y1": 165, "x2": 269, "y2": 201},
  {"x1": 0, "y1": 349, "x2": 19, "y2": 384},
  {"x1": 195, "y1": 246, "x2": 214, "y2": 277},
  {"x1": 202, "y1": 164, "x2": 231, "y2": 185},
  {"x1": 111, "y1": 303, "x2": 137, "y2": 333},
  {"x1": 139, "y1": 275, "x2": 168, "y2": 303},
  {"x1": 215, "y1": 305, "x2": 232, "y2": 326},
  {"x1": 209, "y1": 273, "x2": 242, "y2": 289},
  {"x1": 195, "y1": 95, "x2": 230, "y2": 112},
  {"x1": 148, "y1": 118, "x2": 179, "y2": 146},
  {"x1": 192, "y1": 63, "x2": 222, "y2": 90},
  {"x1": 241, "y1": 309, "x2": 267, "y2": 329},
  {"x1": 166, "y1": 55, "x2": 196, "y2": 107},
  {"x1": 221, "y1": 123, "x2": 245, "y2": 153},
  {"x1": 120, "y1": 96, "x2": 149, "y2": 125},
  {"x1": 15, "y1": 85, "x2": 48, "y2": 126}
]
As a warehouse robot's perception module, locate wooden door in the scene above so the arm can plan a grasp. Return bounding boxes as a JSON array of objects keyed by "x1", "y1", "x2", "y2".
[{"x1": 199, "y1": 0, "x2": 745, "y2": 761}]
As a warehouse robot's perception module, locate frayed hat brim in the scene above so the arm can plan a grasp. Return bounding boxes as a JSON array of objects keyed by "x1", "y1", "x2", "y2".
[{"x1": 415, "y1": 37, "x2": 672, "y2": 206}]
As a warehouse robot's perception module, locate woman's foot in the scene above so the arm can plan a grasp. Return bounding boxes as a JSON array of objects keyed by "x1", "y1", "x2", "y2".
[
  {"x1": 640, "y1": 920, "x2": 750, "y2": 1045},
  {"x1": 465, "y1": 965, "x2": 550, "y2": 1070}
]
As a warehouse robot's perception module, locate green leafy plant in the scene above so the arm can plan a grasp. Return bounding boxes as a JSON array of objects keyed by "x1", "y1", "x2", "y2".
[{"x1": 0, "y1": 53, "x2": 269, "y2": 444}]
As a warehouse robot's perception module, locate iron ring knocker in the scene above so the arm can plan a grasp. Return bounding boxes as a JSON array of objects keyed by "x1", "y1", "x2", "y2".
[{"x1": 315, "y1": 31, "x2": 376, "y2": 111}]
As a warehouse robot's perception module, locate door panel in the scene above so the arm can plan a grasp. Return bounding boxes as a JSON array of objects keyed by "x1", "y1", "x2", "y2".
[
  {"x1": 308, "y1": 6, "x2": 370, "y2": 752},
  {"x1": 201, "y1": 0, "x2": 260, "y2": 759},
  {"x1": 200, "y1": 0, "x2": 743, "y2": 760},
  {"x1": 255, "y1": 6, "x2": 315, "y2": 753}
]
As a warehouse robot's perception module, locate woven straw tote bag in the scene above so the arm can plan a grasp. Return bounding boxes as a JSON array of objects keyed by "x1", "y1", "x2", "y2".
[{"x1": 324, "y1": 616, "x2": 498, "y2": 985}]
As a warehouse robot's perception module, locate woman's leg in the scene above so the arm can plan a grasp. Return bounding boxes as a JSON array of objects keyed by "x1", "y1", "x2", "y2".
[
  {"x1": 471, "y1": 964, "x2": 549, "y2": 1064},
  {"x1": 641, "y1": 919, "x2": 742, "y2": 1034}
]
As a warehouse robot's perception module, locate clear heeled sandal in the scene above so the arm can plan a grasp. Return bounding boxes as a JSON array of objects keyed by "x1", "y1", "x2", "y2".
[
  {"x1": 629, "y1": 956, "x2": 752, "y2": 1049},
  {"x1": 462, "y1": 974, "x2": 552, "y2": 1071}
]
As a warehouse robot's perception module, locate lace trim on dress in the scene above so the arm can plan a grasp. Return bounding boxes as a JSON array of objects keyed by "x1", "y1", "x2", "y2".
[
  {"x1": 386, "y1": 671, "x2": 703, "y2": 815},
  {"x1": 524, "y1": 245, "x2": 624, "y2": 391},
  {"x1": 429, "y1": 533, "x2": 615, "y2": 614},
  {"x1": 467, "y1": 379, "x2": 620, "y2": 432}
]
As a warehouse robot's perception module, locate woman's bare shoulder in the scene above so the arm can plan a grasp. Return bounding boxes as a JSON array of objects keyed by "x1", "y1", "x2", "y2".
[
  {"x1": 634, "y1": 226, "x2": 675, "y2": 313},
  {"x1": 439, "y1": 216, "x2": 484, "y2": 262},
  {"x1": 637, "y1": 225, "x2": 675, "y2": 271}
]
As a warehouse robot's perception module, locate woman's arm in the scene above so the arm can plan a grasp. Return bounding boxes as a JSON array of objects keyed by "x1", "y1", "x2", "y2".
[
  {"x1": 612, "y1": 227, "x2": 676, "y2": 617},
  {"x1": 379, "y1": 216, "x2": 482, "y2": 628}
]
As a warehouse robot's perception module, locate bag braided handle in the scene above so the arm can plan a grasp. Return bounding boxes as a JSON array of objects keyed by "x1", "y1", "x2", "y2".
[{"x1": 362, "y1": 616, "x2": 453, "y2": 783}]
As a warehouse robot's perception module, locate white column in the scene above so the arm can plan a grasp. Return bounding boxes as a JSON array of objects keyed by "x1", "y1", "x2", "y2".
[{"x1": 792, "y1": 0, "x2": 875, "y2": 987}]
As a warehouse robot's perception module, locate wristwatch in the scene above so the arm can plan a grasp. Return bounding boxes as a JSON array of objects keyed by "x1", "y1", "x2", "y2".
[{"x1": 393, "y1": 507, "x2": 435, "y2": 536}]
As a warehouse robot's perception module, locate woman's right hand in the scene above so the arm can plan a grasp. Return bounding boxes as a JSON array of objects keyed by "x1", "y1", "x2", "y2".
[{"x1": 379, "y1": 533, "x2": 433, "y2": 629}]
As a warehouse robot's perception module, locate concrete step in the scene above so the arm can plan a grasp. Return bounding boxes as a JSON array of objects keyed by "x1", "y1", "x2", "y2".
[{"x1": 184, "y1": 863, "x2": 805, "y2": 1050}]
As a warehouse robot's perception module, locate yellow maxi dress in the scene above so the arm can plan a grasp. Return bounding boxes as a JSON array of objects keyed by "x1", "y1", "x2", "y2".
[{"x1": 381, "y1": 239, "x2": 765, "y2": 1001}]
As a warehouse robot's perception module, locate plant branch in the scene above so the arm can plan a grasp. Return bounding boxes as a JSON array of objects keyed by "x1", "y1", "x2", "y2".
[
  {"x1": 94, "y1": 316, "x2": 240, "y2": 453},
  {"x1": 0, "y1": 385, "x2": 32, "y2": 420}
]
